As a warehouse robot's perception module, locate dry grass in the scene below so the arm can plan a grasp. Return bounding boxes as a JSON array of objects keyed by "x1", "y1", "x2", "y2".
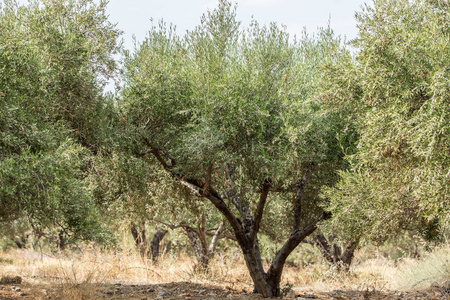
[
  {"x1": 0, "y1": 247, "x2": 195, "y2": 285},
  {"x1": 394, "y1": 246, "x2": 450, "y2": 290},
  {"x1": 0, "y1": 244, "x2": 449, "y2": 298}
]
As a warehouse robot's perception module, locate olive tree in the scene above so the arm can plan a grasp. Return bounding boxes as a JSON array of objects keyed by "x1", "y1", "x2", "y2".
[
  {"x1": 121, "y1": 1, "x2": 346, "y2": 296},
  {"x1": 0, "y1": 0, "x2": 121, "y2": 243},
  {"x1": 90, "y1": 150, "x2": 231, "y2": 266},
  {"x1": 321, "y1": 0, "x2": 450, "y2": 243}
]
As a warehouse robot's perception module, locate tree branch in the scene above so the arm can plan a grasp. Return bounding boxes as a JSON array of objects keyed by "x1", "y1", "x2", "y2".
[
  {"x1": 267, "y1": 211, "x2": 332, "y2": 282},
  {"x1": 142, "y1": 137, "x2": 175, "y2": 171},
  {"x1": 251, "y1": 179, "x2": 271, "y2": 243},
  {"x1": 208, "y1": 220, "x2": 226, "y2": 254},
  {"x1": 225, "y1": 164, "x2": 242, "y2": 212},
  {"x1": 292, "y1": 169, "x2": 310, "y2": 233},
  {"x1": 143, "y1": 141, "x2": 247, "y2": 248}
]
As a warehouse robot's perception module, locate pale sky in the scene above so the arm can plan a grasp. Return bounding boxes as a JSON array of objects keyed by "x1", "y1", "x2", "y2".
[{"x1": 107, "y1": 0, "x2": 370, "y2": 50}]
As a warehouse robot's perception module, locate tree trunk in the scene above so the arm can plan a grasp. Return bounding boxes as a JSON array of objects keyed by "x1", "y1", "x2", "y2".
[
  {"x1": 341, "y1": 240, "x2": 359, "y2": 270},
  {"x1": 242, "y1": 240, "x2": 274, "y2": 296},
  {"x1": 130, "y1": 222, "x2": 147, "y2": 259},
  {"x1": 313, "y1": 233, "x2": 359, "y2": 271},
  {"x1": 184, "y1": 227, "x2": 210, "y2": 271},
  {"x1": 146, "y1": 145, "x2": 332, "y2": 297},
  {"x1": 150, "y1": 227, "x2": 168, "y2": 263},
  {"x1": 57, "y1": 230, "x2": 65, "y2": 251},
  {"x1": 162, "y1": 240, "x2": 172, "y2": 257},
  {"x1": 202, "y1": 173, "x2": 330, "y2": 297},
  {"x1": 183, "y1": 217, "x2": 227, "y2": 272}
]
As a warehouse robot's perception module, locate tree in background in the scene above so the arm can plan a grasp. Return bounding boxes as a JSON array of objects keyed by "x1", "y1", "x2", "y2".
[
  {"x1": 121, "y1": 1, "x2": 349, "y2": 296},
  {"x1": 0, "y1": 0, "x2": 121, "y2": 245},
  {"x1": 89, "y1": 150, "x2": 232, "y2": 266},
  {"x1": 321, "y1": 0, "x2": 450, "y2": 245}
]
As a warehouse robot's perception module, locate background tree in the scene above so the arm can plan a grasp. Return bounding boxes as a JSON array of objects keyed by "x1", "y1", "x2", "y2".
[
  {"x1": 0, "y1": 0, "x2": 121, "y2": 245},
  {"x1": 121, "y1": 1, "x2": 349, "y2": 296},
  {"x1": 89, "y1": 149, "x2": 232, "y2": 265},
  {"x1": 320, "y1": 0, "x2": 450, "y2": 244}
]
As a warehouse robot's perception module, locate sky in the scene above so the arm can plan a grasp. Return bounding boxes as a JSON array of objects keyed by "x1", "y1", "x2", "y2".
[{"x1": 106, "y1": 0, "x2": 370, "y2": 51}]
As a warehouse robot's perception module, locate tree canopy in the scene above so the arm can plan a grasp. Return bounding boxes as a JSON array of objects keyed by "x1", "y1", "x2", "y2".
[
  {"x1": 0, "y1": 0, "x2": 121, "y2": 242},
  {"x1": 121, "y1": 1, "x2": 350, "y2": 296},
  {"x1": 1, "y1": 0, "x2": 449, "y2": 296},
  {"x1": 321, "y1": 0, "x2": 450, "y2": 243}
]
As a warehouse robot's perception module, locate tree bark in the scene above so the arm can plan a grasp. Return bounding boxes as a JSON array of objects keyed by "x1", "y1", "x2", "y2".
[
  {"x1": 150, "y1": 227, "x2": 168, "y2": 263},
  {"x1": 146, "y1": 145, "x2": 332, "y2": 297},
  {"x1": 184, "y1": 216, "x2": 227, "y2": 271},
  {"x1": 130, "y1": 222, "x2": 147, "y2": 259},
  {"x1": 184, "y1": 226, "x2": 210, "y2": 270},
  {"x1": 57, "y1": 230, "x2": 65, "y2": 251},
  {"x1": 313, "y1": 233, "x2": 359, "y2": 271}
]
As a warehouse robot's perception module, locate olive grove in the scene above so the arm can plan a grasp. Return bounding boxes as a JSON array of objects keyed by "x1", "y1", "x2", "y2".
[
  {"x1": 1, "y1": 0, "x2": 449, "y2": 297},
  {"x1": 120, "y1": 1, "x2": 351, "y2": 296}
]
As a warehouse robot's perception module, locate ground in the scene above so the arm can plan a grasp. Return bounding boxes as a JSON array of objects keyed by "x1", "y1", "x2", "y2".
[
  {"x1": 1, "y1": 248, "x2": 449, "y2": 300},
  {"x1": 0, "y1": 280, "x2": 449, "y2": 300}
]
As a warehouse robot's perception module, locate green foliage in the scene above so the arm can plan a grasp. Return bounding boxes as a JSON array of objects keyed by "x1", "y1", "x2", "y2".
[
  {"x1": 121, "y1": 0, "x2": 349, "y2": 243},
  {"x1": 0, "y1": 0, "x2": 121, "y2": 244},
  {"x1": 321, "y1": 0, "x2": 450, "y2": 243}
]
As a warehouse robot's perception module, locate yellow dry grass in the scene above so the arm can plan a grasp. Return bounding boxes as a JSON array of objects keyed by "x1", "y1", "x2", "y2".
[{"x1": 0, "y1": 244, "x2": 449, "y2": 297}]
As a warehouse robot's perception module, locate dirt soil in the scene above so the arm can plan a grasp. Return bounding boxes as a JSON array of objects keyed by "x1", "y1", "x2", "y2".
[{"x1": 0, "y1": 280, "x2": 449, "y2": 300}]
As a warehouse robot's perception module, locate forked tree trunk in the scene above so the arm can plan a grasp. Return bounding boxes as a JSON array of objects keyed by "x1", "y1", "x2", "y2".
[
  {"x1": 236, "y1": 212, "x2": 331, "y2": 296},
  {"x1": 202, "y1": 171, "x2": 331, "y2": 297},
  {"x1": 183, "y1": 214, "x2": 226, "y2": 271},
  {"x1": 130, "y1": 222, "x2": 147, "y2": 259},
  {"x1": 313, "y1": 233, "x2": 359, "y2": 271},
  {"x1": 146, "y1": 143, "x2": 332, "y2": 297},
  {"x1": 150, "y1": 227, "x2": 168, "y2": 263}
]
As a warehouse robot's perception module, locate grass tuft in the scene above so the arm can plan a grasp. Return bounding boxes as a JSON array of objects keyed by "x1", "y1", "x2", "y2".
[{"x1": 394, "y1": 246, "x2": 450, "y2": 289}]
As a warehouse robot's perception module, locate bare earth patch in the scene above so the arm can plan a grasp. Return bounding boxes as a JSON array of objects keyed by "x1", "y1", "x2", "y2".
[{"x1": 0, "y1": 279, "x2": 449, "y2": 300}]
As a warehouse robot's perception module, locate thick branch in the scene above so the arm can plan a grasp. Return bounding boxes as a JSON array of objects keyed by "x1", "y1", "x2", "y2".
[
  {"x1": 202, "y1": 191, "x2": 249, "y2": 246},
  {"x1": 225, "y1": 164, "x2": 242, "y2": 212},
  {"x1": 175, "y1": 178, "x2": 244, "y2": 239},
  {"x1": 198, "y1": 213, "x2": 208, "y2": 252},
  {"x1": 267, "y1": 211, "x2": 332, "y2": 281},
  {"x1": 292, "y1": 170, "x2": 310, "y2": 233},
  {"x1": 143, "y1": 142, "x2": 247, "y2": 248},
  {"x1": 142, "y1": 138, "x2": 175, "y2": 171},
  {"x1": 208, "y1": 220, "x2": 226, "y2": 254},
  {"x1": 251, "y1": 179, "x2": 271, "y2": 243}
]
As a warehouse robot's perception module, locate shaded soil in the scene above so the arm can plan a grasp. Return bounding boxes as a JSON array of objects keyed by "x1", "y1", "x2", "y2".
[{"x1": 0, "y1": 280, "x2": 449, "y2": 299}]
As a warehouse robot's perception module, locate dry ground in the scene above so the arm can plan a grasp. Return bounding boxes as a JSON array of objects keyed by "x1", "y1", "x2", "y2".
[
  {"x1": 0, "y1": 248, "x2": 449, "y2": 299},
  {"x1": 0, "y1": 280, "x2": 448, "y2": 299}
]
